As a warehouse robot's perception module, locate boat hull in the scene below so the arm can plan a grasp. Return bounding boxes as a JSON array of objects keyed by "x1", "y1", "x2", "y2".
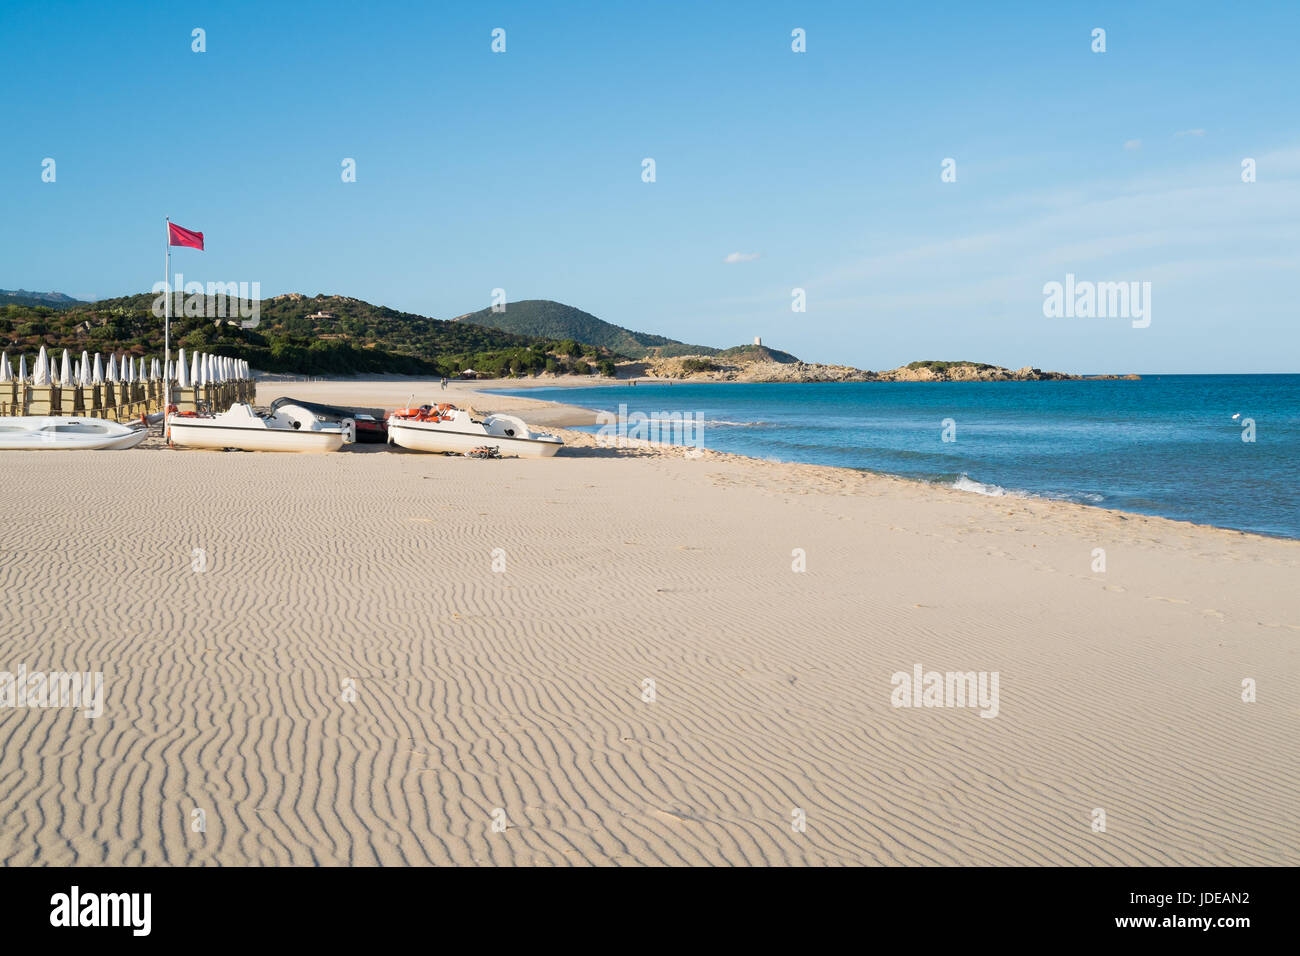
[
  {"x1": 0, "y1": 417, "x2": 148, "y2": 451},
  {"x1": 388, "y1": 420, "x2": 561, "y2": 458},
  {"x1": 168, "y1": 420, "x2": 344, "y2": 453}
]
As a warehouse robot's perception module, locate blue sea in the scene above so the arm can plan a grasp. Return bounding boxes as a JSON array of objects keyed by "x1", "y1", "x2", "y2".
[{"x1": 492, "y1": 376, "x2": 1300, "y2": 539}]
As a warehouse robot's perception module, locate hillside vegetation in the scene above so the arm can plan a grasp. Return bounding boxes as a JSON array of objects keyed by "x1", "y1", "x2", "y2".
[
  {"x1": 0, "y1": 289, "x2": 85, "y2": 309},
  {"x1": 715, "y1": 344, "x2": 799, "y2": 364},
  {"x1": 0, "y1": 292, "x2": 618, "y2": 378},
  {"x1": 456, "y1": 299, "x2": 713, "y2": 359}
]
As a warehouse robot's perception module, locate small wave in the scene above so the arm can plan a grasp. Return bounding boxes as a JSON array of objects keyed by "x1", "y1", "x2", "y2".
[
  {"x1": 950, "y1": 473, "x2": 1105, "y2": 504},
  {"x1": 699, "y1": 419, "x2": 772, "y2": 427},
  {"x1": 1040, "y1": 490, "x2": 1106, "y2": 504},
  {"x1": 952, "y1": 474, "x2": 1016, "y2": 497}
]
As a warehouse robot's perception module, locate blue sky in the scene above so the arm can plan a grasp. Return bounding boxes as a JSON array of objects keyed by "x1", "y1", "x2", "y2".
[{"x1": 1, "y1": 0, "x2": 1296, "y2": 373}]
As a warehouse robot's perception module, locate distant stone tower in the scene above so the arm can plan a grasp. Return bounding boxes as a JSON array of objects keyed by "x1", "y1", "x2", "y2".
[{"x1": 754, "y1": 336, "x2": 762, "y2": 346}]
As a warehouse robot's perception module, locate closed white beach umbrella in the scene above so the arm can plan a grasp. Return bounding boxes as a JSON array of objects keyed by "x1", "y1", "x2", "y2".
[
  {"x1": 0, "y1": 352, "x2": 9, "y2": 382},
  {"x1": 176, "y1": 348, "x2": 189, "y2": 388},
  {"x1": 33, "y1": 346, "x2": 51, "y2": 385},
  {"x1": 190, "y1": 351, "x2": 200, "y2": 385},
  {"x1": 60, "y1": 349, "x2": 73, "y2": 386},
  {"x1": 19, "y1": 354, "x2": 28, "y2": 381},
  {"x1": 197, "y1": 355, "x2": 207, "y2": 388},
  {"x1": 137, "y1": 357, "x2": 146, "y2": 381},
  {"x1": 107, "y1": 353, "x2": 120, "y2": 383},
  {"x1": 92, "y1": 353, "x2": 104, "y2": 384},
  {"x1": 122, "y1": 355, "x2": 134, "y2": 383},
  {"x1": 151, "y1": 358, "x2": 160, "y2": 380},
  {"x1": 80, "y1": 351, "x2": 91, "y2": 387}
]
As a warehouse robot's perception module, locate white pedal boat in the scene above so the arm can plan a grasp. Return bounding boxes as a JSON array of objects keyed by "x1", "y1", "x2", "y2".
[
  {"x1": 167, "y1": 402, "x2": 346, "y2": 453},
  {"x1": 387, "y1": 404, "x2": 562, "y2": 458},
  {"x1": 0, "y1": 416, "x2": 148, "y2": 451}
]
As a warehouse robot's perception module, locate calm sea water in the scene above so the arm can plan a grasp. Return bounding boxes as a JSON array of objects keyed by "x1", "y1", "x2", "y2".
[{"x1": 492, "y1": 376, "x2": 1300, "y2": 539}]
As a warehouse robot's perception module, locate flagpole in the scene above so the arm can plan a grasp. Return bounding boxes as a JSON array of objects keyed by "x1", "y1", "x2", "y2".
[{"x1": 163, "y1": 217, "x2": 171, "y2": 413}]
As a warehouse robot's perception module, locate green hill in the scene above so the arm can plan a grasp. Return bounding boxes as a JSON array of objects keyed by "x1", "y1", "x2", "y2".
[
  {"x1": 715, "y1": 343, "x2": 799, "y2": 364},
  {"x1": 455, "y1": 299, "x2": 713, "y2": 359},
  {"x1": 0, "y1": 289, "x2": 85, "y2": 309},
  {"x1": 0, "y1": 292, "x2": 620, "y2": 378},
  {"x1": 1, "y1": 290, "x2": 801, "y2": 377}
]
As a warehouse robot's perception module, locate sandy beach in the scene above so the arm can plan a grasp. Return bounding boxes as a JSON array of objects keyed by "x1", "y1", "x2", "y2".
[{"x1": 1, "y1": 377, "x2": 1296, "y2": 866}]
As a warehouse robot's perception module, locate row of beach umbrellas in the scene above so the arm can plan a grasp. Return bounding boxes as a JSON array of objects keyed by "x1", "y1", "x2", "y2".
[{"x1": 0, "y1": 346, "x2": 250, "y2": 387}]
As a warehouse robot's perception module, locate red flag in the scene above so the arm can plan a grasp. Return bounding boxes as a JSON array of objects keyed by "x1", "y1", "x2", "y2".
[{"x1": 168, "y1": 222, "x2": 204, "y2": 250}]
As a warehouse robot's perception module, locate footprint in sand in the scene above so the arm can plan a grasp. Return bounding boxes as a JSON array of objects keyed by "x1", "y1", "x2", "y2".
[{"x1": 1149, "y1": 595, "x2": 1190, "y2": 604}]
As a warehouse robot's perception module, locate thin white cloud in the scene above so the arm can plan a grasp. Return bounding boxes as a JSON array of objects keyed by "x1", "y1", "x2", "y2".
[
  {"x1": 1124, "y1": 139, "x2": 1142, "y2": 151},
  {"x1": 723, "y1": 252, "x2": 760, "y2": 264},
  {"x1": 807, "y1": 145, "x2": 1300, "y2": 301},
  {"x1": 1175, "y1": 128, "x2": 1206, "y2": 137},
  {"x1": 713, "y1": 144, "x2": 1300, "y2": 371}
]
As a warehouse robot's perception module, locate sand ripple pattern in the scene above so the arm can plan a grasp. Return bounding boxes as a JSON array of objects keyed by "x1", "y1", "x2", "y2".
[{"x1": 0, "y1": 445, "x2": 1297, "y2": 865}]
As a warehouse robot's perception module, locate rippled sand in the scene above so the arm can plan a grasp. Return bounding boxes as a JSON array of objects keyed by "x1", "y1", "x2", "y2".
[{"x1": 1, "y1": 381, "x2": 1296, "y2": 865}]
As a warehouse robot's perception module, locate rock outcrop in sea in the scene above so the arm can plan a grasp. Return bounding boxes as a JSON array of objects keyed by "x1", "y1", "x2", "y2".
[{"x1": 631, "y1": 354, "x2": 1137, "y2": 383}]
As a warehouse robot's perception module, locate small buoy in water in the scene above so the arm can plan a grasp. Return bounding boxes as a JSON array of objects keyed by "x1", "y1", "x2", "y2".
[{"x1": 1231, "y1": 413, "x2": 1241, "y2": 420}]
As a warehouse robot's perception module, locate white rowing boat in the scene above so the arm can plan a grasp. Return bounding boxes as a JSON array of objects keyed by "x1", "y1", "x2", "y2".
[
  {"x1": 387, "y1": 404, "x2": 562, "y2": 458},
  {"x1": 0, "y1": 417, "x2": 148, "y2": 451},
  {"x1": 167, "y1": 402, "x2": 346, "y2": 453}
]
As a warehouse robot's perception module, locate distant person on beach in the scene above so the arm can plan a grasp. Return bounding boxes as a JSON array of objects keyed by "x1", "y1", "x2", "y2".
[{"x1": 440, "y1": 377, "x2": 447, "y2": 390}]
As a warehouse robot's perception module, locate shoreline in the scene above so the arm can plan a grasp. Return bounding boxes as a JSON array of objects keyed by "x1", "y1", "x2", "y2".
[
  {"x1": 471, "y1": 378, "x2": 1300, "y2": 545},
  {"x1": 256, "y1": 374, "x2": 1299, "y2": 544}
]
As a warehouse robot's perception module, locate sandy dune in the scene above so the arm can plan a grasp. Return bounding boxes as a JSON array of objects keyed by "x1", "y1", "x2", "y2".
[{"x1": 0, "y1": 380, "x2": 1296, "y2": 865}]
